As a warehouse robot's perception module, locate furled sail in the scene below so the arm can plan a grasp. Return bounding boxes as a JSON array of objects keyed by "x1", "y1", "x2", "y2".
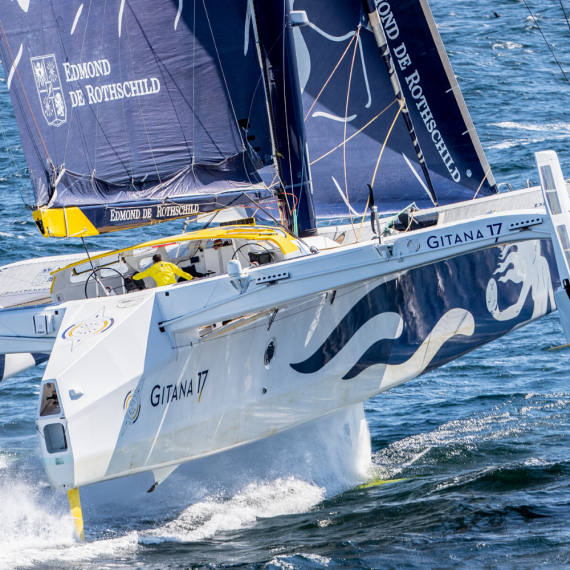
[
  {"x1": 292, "y1": 0, "x2": 497, "y2": 217},
  {"x1": 0, "y1": 0, "x2": 273, "y2": 236}
]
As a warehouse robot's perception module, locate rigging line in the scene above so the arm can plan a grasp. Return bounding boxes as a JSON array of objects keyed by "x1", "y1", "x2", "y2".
[
  {"x1": 304, "y1": 33, "x2": 357, "y2": 121},
  {"x1": 0, "y1": 111, "x2": 32, "y2": 206},
  {"x1": 371, "y1": 99, "x2": 405, "y2": 189},
  {"x1": 124, "y1": 6, "x2": 162, "y2": 184},
  {"x1": 521, "y1": 0, "x2": 570, "y2": 88},
  {"x1": 193, "y1": 0, "x2": 196, "y2": 170},
  {"x1": 94, "y1": 0, "x2": 110, "y2": 174},
  {"x1": 0, "y1": 19, "x2": 54, "y2": 174},
  {"x1": 559, "y1": 0, "x2": 570, "y2": 34},
  {"x1": 279, "y1": 7, "x2": 295, "y2": 227},
  {"x1": 63, "y1": 0, "x2": 97, "y2": 175},
  {"x1": 356, "y1": 194, "x2": 370, "y2": 243},
  {"x1": 239, "y1": 190, "x2": 308, "y2": 245},
  {"x1": 41, "y1": 5, "x2": 134, "y2": 182},
  {"x1": 343, "y1": 25, "x2": 361, "y2": 240},
  {"x1": 310, "y1": 98, "x2": 397, "y2": 165},
  {"x1": 124, "y1": 12, "x2": 196, "y2": 162},
  {"x1": 472, "y1": 166, "x2": 491, "y2": 200},
  {"x1": 242, "y1": 75, "x2": 263, "y2": 186},
  {"x1": 202, "y1": 0, "x2": 247, "y2": 152}
]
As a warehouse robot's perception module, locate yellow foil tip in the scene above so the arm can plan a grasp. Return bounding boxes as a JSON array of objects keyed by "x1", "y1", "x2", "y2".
[{"x1": 67, "y1": 487, "x2": 85, "y2": 541}]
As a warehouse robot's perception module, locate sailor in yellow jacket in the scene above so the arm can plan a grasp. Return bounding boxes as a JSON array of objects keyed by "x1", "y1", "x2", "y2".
[{"x1": 133, "y1": 254, "x2": 193, "y2": 287}]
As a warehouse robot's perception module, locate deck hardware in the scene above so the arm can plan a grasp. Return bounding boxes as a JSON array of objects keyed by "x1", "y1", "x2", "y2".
[
  {"x1": 34, "y1": 314, "x2": 54, "y2": 335},
  {"x1": 255, "y1": 271, "x2": 290, "y2": 285},
  {"x1": 508, "y1": 217, "x2": 542, "y2": 230},
  {"x1": 228, "y1": 259, "x2": 250, "y2": 293},
  {"x1": 267, "y1": 309, "x2": 278, "y2": 331}
]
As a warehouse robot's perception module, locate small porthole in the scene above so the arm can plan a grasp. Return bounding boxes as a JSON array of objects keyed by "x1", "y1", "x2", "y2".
[{"x1": 264, "y1": 339, "x2": 276, "y2": 367}]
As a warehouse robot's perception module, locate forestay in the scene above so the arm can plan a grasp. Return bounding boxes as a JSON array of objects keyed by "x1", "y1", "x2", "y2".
[
  {"x1": 0, "y1": 0, "x2": 273, "y2": 234},
  {"x1": 293, "y1": 0, "x2": 497, "y2": 217}
]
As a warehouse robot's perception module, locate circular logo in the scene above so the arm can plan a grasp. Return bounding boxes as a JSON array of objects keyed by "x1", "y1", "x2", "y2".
[
  {"x1": 407, "y1": 239, "x2": 420, "y2": 253},
  {"x1": 466, "y1": 169, "x2": 472, "y2": 178},
  {"x1": 62, "y1": 317, "x2": 114, "y2": 340},
  {"x1": 123, "y1": 390, "x2": 141, "y2": 424}
]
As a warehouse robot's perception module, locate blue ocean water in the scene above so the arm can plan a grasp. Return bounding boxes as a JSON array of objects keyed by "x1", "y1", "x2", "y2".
[{"x1": 1, "y1": 0, "x2": 570, "y2": 568}]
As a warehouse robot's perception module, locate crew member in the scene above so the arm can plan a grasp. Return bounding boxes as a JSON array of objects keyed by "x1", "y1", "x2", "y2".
[{"x1": 133, "y1": 254, "x2": 193, "y2": 287}]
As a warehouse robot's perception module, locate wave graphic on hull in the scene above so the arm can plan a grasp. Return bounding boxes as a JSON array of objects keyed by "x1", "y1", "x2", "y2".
[{"x1": 367, "y1": 309, "x2": 475, "y2": 388}]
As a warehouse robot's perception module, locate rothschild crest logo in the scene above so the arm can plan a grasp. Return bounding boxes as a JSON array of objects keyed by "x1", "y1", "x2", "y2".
[{"x1": 30, "y1": 55, "x2": 67, "y2": 127}]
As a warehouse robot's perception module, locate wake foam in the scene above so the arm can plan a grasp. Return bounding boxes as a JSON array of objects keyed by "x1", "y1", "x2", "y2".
[
  {"x1": 140, "y1": 477, "x2": 325, "y2": 543},
  {"x1": 0, "y1": 476, "x2": 138, "y2": 570},
  {"x1": 0, "y1": 402, "x2": 372, "y2": 566}
]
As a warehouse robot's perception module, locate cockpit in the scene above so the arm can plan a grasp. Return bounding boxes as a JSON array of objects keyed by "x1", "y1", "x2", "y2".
[{"x1": 50, "y1": 225, "x2": 309, "y2": 302}]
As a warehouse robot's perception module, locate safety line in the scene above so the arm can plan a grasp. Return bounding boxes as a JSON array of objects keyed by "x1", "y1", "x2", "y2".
[
  {"x1": 343, "y1": 26, "x2": 361, "y2": 239},
  {"x1": 521, "y1": 0, "x2": 570, "y2": 88},
  {"x1": 304, "y1": 33, "x2": 357, "y2": 121},
  {"x1": 472, "y1": 166, "x2": 491, "y2": 200},
  {"x1": 370, "y1": 99, "x2": 405, "y2": 189},
  {"x1": 310, "y1": 99, "x2": 397, "y2": 165}
]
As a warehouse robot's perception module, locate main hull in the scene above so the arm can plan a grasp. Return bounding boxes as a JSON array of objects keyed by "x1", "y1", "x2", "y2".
[{"x1": 35, "y1": 227, "x2": 559, "y2": 490}]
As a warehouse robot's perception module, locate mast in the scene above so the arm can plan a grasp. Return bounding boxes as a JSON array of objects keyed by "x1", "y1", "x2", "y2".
[
  {"x1": 362, "y1": 0, "x2": 439, "y2": 206},
  {"x1": 254, "y1": 0, "x2": 318, "y2": 237}
]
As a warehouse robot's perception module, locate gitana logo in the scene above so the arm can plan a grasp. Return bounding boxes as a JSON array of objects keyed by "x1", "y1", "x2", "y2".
[
  {"x1": 121, "y1": 378, "x2": 145, "y2": 436},
  {"x1": 30, "y1": 55, "x2": 67, "y2": 127},
  {"x1": 407, "y1": 239, "x2": 420, "y2": 253},
  {"x1": 61, "y1": 307, "x2": 114, "y2": 350}
]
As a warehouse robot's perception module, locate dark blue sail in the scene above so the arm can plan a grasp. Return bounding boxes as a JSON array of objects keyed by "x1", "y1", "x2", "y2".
[
  {"x1": 292, "y1": 0, "x2": 497, "y2": 218},
  {"x1": 0, "y1": 0, "x2": 273, "y2": 235}
]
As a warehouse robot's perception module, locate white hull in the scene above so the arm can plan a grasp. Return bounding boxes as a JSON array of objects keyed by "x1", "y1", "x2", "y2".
[
  {"x1": 1, "y1": 158, "x2": 569, "y2": 495},
  {"x1": 28, "y1": 204, "x2": 562, "y2": 490}
]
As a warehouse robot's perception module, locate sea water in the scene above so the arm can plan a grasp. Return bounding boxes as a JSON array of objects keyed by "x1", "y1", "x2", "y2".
[{"x1": 2, "y1": 0, "x2": 570, "y2": 567}]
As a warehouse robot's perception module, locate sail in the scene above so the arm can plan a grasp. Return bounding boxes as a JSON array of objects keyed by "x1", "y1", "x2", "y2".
[
  {"x1": 292, "y1": 0, "x2": 497, "y2": 218},
  {"x1": 0, "y1": 0, "x2": 273, "y2": 235}
]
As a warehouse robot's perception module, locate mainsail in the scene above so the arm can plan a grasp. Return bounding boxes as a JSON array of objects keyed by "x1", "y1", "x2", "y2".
[
  {"x1": 0, "y1": 0, "x2": 274, "y2": 236},
  {"x1": 293, "y1": 0, "x2": 497, "y2": 217}
]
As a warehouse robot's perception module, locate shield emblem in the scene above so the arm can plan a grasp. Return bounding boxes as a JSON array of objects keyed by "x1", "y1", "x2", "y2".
[{"x1": 30, "y1": 55, "x2": 67, "y2": 127}]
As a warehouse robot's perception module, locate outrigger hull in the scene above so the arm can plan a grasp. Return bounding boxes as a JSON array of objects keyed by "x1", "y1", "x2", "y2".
[{"x1": 30, "y1": 208, "x2": 560, "y2": 490}]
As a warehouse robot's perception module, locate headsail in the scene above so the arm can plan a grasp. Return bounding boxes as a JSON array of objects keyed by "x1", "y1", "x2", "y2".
[
  {"x1": 0, "y1": 0, "x2": 273, "y2": 236},
  {"x1": 292, "y1": 0, "x2": 497, "y2": 218}
]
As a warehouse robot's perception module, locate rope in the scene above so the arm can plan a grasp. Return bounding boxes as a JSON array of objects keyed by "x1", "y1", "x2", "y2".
[
  {"x1": 558, "y1": 0, "x2": 570, "y2": 34},
  {"x1": 310, "y1": 99, "x2": 397, "y2": 165},
  {"x1": 370, "y1": 99, "x2": 405, "y2": 189},
  {"x1": 304, "y1": 33, "x2": 357, "y2": 121},
  {"x1": 124, "y1": 6, "x2": 162, "y2": 184},
  {"x1": 0, "y1": 112, "x2": 32, "y2": 207},
  {"x1": 356, "y1": 194, "x2": 370, "y2": 243},
  {"x1": 202, "y1": 0, "x2": 248, "y2": 154},
  {"x1": 521, "y1": 0, "x2": 570, "y2": 88},
  {"x1": 343, "y1": 26, "x2": 361, "y2": 240},
  {"x1": 472, "y1": 166, "x2": 491, "y2": 200},
  {"x1": 404, "y1": 209, "x2": 415, "y2": 232}
]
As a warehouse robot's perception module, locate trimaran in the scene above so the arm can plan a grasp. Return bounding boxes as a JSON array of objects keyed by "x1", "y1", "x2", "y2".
[{"x1": 1, "y1": 0, "x2": 570, "y2": 541}]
